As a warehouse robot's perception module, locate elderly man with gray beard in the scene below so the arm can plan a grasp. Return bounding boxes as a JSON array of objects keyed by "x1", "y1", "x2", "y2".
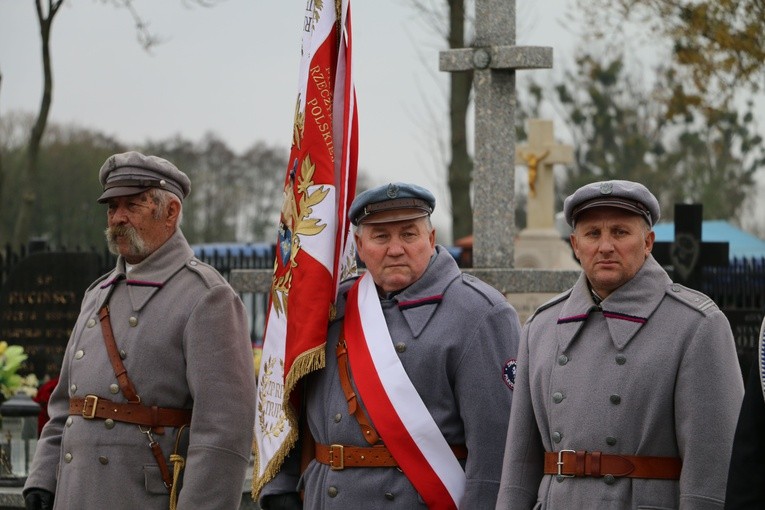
[{"x1": 23, "y1": 151, "x2": 256, "y2": 510}]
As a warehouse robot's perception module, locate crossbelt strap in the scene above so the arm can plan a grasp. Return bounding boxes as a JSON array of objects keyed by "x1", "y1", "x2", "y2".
[
  {"x1": 69, "y1": 396, "x2": 192, "y2": 428},
  {"x1": 95, "y1": 304, "x2": 184, "y2": 492},
  {"x1": 98, "y1": 306, "x2": 139, "y2": 403},
  {"x1": 544, "y1": 451, "x2": 682, "y2": 480},
  {"x1": 336, "y1": 337, "x2": 380, "y2": 445},
  {"x1": 315, "y1": 443, "x2": 468, "y2": 470}
]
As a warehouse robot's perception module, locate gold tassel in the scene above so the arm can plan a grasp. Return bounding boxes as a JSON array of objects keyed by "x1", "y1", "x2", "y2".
[
  {"x1": 169, "y1": 453, "x2": 185, "y2": 510},
  {"x1": 169, "y1": 424, "x2": 188, "y2": 510}
]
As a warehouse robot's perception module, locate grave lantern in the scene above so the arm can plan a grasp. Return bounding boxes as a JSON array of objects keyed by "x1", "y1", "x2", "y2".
[{"x1": 0, "y1": 392, "x2": 40, "y2": 479}]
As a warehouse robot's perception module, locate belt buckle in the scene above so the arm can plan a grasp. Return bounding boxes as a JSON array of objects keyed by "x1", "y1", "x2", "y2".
[
  {"x1": 329, "y1": 444, "x2": 344, "y2": 471},
  {"x1": 82, "y1": 395, "x2": 99, "y2": 419},
  {"x1": 557, "y1": 449, "x2": 576, "y2": 478}
]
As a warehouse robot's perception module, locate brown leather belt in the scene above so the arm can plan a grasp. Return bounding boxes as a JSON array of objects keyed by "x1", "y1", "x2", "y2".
[
  {"x1": 315, "y1": 443, "x2": 468, "y2": 470},
  {"x1": 544, "y1": 450, "x2": 682, "y2": 480},
  {"x1": 70, "y1": 395, "x2": 192, "y2": 429}
]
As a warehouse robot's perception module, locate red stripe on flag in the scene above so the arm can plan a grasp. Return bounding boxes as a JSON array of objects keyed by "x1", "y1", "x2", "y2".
[
  {"x1": 253, "y1": 1, "x2": 358, "y2": 499},
  {"x1": 284, "y1": 250, "x2": 333, "y2": 379}
]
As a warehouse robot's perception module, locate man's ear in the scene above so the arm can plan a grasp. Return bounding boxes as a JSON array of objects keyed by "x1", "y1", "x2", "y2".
[
  {"x1": 166, "y1": 199, "x2": 181, "y2": 226},
  {"x1": 354, "y1": 231, "x2": 363, "y2": 254},
  {"x1": 645, "y1": 229, "x2": 655, "y2": 255},
  {"x1": 570, "y1": 232, "x2": 580, "y2": 259}
]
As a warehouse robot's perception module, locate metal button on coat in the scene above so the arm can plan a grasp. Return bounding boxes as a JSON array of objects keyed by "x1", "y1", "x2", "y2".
[
  {"x1": 64, "y1": 453, "x2": 73, "y2": 463},
  {"x1": 119, "y1": 350, "x2": 127, "y2": 360},
  {"x1": 109, "y1": 384, "x2": 119, "y2": 394},
  {"x1": 104, "y1": 419, "x2": 115, "y2": 429},
  {"x1": 99, "y1": 456, "x2": 109, "y2": 465},
  {"x1": 66, "y1": 417, "x2": 73, "y2": 427},
  {"x1": 75, "y1": 350, "x2": 84, "y2": 360},
  {"x1": 552, "y1": 392, "x2": 565, "y2": 404},
  {"x1": 70, "y1": 384, "x2": 77, "y2": 393},
  {"x1": 385, "y1": 492, "x2": 394, "y2": 501},
  {"x1": 610, "y1": 394, "x2": 621, "y2": 405},
  {"x1": 129, "y1": 316, "x2": 138, "y2": 327},
  {"x1": 334, "y1": 413, "x2": 342, "y2": 423},
  {"x1": 395, "y1": 342, "x2": 407, "y2": 353},
  {"x1": 606, "y1": 436, "x2": 617, "y2": 446},
  {"x1": 604, "y1": 474, "x2": 616, "y2": 485},
  {"x1": 327, "y1": 487, "x2": 338, "y2": 497},
  {"x1": 615, "y1": 354, "x2": 626, "y2": 365},
  {"x1": 86, "y1": 318, "x2": 96, "y2": 328},
  {"x1": 552, "y1": 431, "x2": 562, "y2": 443},
  {"x1": 558, "y1": 354, "x2": 569, "y2": 366}
]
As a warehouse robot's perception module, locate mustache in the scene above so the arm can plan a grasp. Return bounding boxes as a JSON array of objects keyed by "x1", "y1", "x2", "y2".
[
  {"x1": 104, "y1": 225, "x2": 146, "y2": 256},
  {"x1": 106, "y1": 225, "x2": 134, "y2": 239}
]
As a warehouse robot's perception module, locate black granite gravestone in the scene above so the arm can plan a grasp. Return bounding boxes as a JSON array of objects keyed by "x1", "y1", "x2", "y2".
[
  {"x1": 653, "y1": 203, "x2": 729, "y2": 290},
  {"x1": 0, "y1": 253, "x2": 102, "y2": 381}
]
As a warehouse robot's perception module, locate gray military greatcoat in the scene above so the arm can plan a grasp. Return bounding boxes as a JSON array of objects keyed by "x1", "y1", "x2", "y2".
[
  {"x1": 262, "y1": 245, "x2": 521, "y2": 509},
  {"x1": 25, "y1": 230, "x2": 256, "y2": 510},
  {"x1": 496, "y1": 255, "x2": 744, "y2": 510}
]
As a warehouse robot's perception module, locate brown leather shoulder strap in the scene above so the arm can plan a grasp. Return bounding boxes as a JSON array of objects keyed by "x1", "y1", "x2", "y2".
[
  {"x1": 98, "y1": 306, "x2": 140, "y2": 403},
  {"x1": 97, "y1": 305, "x2": 175, "y2": 492},
  {"x1": 336, "y1": 335, "x2": 380, "y2": 445}
]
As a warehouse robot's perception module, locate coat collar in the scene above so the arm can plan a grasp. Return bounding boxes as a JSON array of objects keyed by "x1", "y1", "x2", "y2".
[
  {"x1": 557, "y1": 255, "x2": 670, "y2": 351},
  {"x1": 97, "y1": 229, "x2": 194, "y2": 311},
  {"x1": 385, "y1": 245, "x2": 461, "y2": 338}
]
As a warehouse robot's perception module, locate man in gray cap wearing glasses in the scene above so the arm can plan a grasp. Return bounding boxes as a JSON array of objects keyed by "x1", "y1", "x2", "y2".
[
  {"x1": 24, "y1": 151, "x2": 256, "y2": 510},
  {"x1": 261, "y1": 182, "x2": 521, "y2": 509},
  {"x1": 496, "y1": 180, "x2": 743, "y2": 509}
]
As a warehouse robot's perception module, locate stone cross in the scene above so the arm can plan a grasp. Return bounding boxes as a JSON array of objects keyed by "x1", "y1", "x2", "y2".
[
  {"x1": 439, "y1": 0, "x2": 552, "y2": 268},
  {"x1": 229, "y1": 3, "x2": 581, "y2": 318},
  {"x1": 515, "y1": 119, "x2": 573, "y2": 230}
]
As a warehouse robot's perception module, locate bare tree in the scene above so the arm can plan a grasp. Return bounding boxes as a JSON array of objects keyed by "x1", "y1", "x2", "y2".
[
  {"x1": 410, "y1": 0, "x2": 474, "y2": 241},
  {"x1": 6, "y1": 0, "x2": 219, "y2": 247},
  {"x1": 445, "y1": 0, "x2": 474, "y2": 241},
  {"x1": 11, "y1": 0, "x2": 64, "y2": 247}
]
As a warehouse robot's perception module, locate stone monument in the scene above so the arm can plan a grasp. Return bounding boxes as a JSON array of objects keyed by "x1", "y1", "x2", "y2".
[
  {"x1": 439, "y1": 1, "x2": 553, "y2": 269},
  {"x1": 514, "y1": 118, "x2": 579, "y2": 270},
  {"x1": 231, "y1": 1, "x2": 582, "y2": 323}
]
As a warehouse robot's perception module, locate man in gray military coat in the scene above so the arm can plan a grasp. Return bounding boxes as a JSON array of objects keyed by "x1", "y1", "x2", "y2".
[
  {"x1": 260, "y1": 182, "x2": 522, "y2": 509},
  {"x1": 496, "y1": 180, "x2": 744, "y2": 509},
  {"x1": 24, "y1": 151, "x2": 257, "y2": 510}
]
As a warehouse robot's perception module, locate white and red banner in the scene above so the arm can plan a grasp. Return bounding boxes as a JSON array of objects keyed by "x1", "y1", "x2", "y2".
[
  {"x1": 344, "y1": 273, "x2": 467, "y2": 509},
  {"x1": 253, "y1": 0, "x2": 358, "y2": 498}
]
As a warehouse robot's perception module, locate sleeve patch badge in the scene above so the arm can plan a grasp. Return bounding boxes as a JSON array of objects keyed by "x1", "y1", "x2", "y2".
[{"x1": 503, "y1": 358, "x2": 517, "y2": 390}]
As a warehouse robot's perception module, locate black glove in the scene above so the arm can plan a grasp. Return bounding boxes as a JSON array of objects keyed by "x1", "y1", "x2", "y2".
[
  {"x1": 261, "y1": 492, "x2": 302, "y2": 510},
  {"x1": 24, "y1": 488, "x2": 54, "y2": 510}
]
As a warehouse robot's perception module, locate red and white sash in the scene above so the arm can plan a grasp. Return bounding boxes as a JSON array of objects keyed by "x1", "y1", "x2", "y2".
[{"x1": 344, "y1": 273, "x2": 466, "y2": 509}]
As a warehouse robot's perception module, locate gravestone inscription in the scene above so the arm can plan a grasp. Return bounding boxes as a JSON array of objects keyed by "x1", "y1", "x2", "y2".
[{"x1": 0, "y1": 253, "x2": 101, "y2": 381}]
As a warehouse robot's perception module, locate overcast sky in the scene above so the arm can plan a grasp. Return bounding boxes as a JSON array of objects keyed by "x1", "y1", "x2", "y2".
[{"x1": 1, "y1": 0, "x2": 585, "y2": 240}]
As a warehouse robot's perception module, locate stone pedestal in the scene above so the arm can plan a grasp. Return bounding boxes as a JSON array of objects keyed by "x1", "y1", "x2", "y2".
[{"x1": 514, "y1": 228, "x2": 580, "y2": 270}]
